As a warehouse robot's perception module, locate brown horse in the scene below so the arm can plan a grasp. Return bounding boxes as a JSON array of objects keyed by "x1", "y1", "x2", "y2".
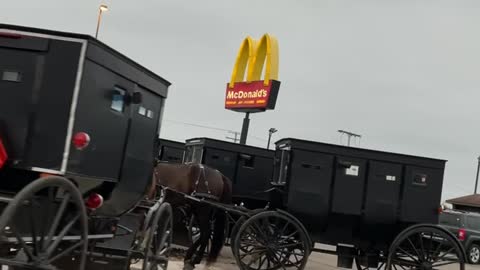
[{"x1": 148, "y1": 162, "x2": 232, "y2": 270}]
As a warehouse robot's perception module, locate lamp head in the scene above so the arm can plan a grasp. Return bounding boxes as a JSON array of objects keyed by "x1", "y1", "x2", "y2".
[{"x1": 99, "y1": 4, "x2": 108, "y2": 12}]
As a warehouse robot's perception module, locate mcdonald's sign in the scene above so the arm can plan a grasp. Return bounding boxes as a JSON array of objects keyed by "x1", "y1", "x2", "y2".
[{"x1": 225, "y1": 34, "x2": 280, "y2": 112}]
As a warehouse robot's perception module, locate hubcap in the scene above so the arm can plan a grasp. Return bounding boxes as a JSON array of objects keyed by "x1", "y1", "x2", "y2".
[
  {"x1": 471, "y1": 247, "x2": 480, "y2": 263},
  {"x1": 420, "y1": 261, "x2": 433, "y2": 270}
]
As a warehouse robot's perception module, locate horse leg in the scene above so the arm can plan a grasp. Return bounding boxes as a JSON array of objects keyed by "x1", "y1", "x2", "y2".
[
  {"x1": 183, "y1": 214, "x2": 202, "y2": 270},
  {"x1": 190, "y1": 207, "x2": 213, "y2": 267},
  {"x1": 183, "y1": 238, "x2": 201, "y2": 270}
]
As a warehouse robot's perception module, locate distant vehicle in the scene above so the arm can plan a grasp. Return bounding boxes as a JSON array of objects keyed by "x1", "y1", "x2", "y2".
[{"x1": 440, "y1": 209, "x2": 480, "y2": 264}]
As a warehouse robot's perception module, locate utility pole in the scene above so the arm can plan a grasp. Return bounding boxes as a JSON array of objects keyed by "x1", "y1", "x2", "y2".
[
  {"x1": 475, "y1": 156, "x2": 480, "y2": 194},
  {"x1": 267, "y1": 128, "x2": 278, "y2": 150},
  {"x1": 226, "y1": 131, "x2": 240, "y2": 143},
  {"x1": 338, "y1": 129, "x2": 361, "y2": 147}
]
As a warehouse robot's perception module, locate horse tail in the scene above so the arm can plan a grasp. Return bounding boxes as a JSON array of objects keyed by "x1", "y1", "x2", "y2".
[{"x1": 207, "y1": 173, "x2": 232, "y2": 264}]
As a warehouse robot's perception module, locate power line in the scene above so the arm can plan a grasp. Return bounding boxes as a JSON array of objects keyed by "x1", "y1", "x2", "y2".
[
  {"x1": 226, "y1": 131, "x2": 240, "y2": 143},
  {"x1": 165, "y1": 119, "x2": 235, "y2": 133},
  {"x1": 164, "y1": 119, "x2": 269, "y2": 143}
]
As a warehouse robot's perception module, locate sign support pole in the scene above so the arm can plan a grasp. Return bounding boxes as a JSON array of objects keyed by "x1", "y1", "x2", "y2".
[
  {"x1": 475, "y1": 156, "x2": 480, "y2": 194},
  {"x1": 239, "y1": 112, "x2": 250, "y2": 145},
  {"x1": 225, "y1": 34, "x2": 280, "y2": 145}
]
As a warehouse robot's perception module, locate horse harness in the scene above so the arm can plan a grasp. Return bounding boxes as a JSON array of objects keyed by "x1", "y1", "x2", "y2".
[{"x1": 191, "y1": 164, "x2": 219, "y2": 201}]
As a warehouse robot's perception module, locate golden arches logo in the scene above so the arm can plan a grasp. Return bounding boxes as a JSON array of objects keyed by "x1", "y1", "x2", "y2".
[
  {"x1": 225, "y1": 34, "x2": 281, "y2": 112},
  {"x1": 228, "y1": 34, "x2": 279, "y2": 88}
]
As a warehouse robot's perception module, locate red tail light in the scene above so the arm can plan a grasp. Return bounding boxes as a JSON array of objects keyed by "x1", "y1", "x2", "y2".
[
  {"x1": 0, "y1": 138, "x2": 8, "y2": 169},
  {"x1": 458, "y1": 228, "x2": 466, "y2": 241},
  {"x1": 86, "y1": 193, "x2": 103, "y2": 210},
  {"x1": 72, "y1": 132, "x2": 90, "y2": 150}
]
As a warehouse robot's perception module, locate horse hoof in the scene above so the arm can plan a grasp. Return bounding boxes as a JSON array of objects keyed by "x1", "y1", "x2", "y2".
[{"x1": 183, "y1": 264, "x2": 195, "y2": 270}]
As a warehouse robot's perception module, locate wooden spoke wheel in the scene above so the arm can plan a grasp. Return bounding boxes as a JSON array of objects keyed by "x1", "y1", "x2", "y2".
[
  {"x1": 233, "y1": 211, "x2": 310, "y2": 270},
  {"x1": 386, "y1": 224, "x2": 466, "y2": 270},
  {"x1": 230, "y1": 209, "x2": 265, "y2": 257},
  {"x1": 0, "y1": 176, "x2": 88, "y2": 270},
  {"x1": 142, "y1": 202, "x2": 173, "y2": 270}
]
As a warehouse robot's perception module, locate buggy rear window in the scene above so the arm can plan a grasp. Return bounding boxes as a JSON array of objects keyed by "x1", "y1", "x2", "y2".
[
  {"x1": 111, "y1": 87, "x2": 125, "y2": 112},
  {"x1": 241, "y1": 154, "x2": 255, "y2": 168},
  {"x1": 277, "y1": 149, "x2": 290, "y2": 184},
  {"x1": 413, "y1": 173, "x2": 428, "y2": 186},
  {"x1": 183, "y1": 145, "x2": 203, "y2": 163}
]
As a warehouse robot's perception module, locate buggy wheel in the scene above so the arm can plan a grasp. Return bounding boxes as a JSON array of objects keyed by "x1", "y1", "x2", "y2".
[
  {"x1": 386, "y1": 224, "x2": 466, "y2": 270},
  {"x1": 233, "y1": 211, "x2": 310, "y2": 270},
  {"x1": 230, "y1": 209, "x2": 265, "y2": 257},
  {"x1": 0, "y1": 176, "x2": 88, "y2": 270},
  {"x1": 142, "y1": 202, "x2": 173, "y2": 270}
]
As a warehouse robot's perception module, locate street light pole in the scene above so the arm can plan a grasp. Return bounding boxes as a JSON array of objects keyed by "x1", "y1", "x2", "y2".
[
  {"x1": 267, "y1": 128, "x2": 278, "y2": 150},
  {"x1": 475, "y1": 156, "x2": 480, "y2": 194},
  {"x1": 95, "y1": 4, "x2": 108, "y2": 39}
]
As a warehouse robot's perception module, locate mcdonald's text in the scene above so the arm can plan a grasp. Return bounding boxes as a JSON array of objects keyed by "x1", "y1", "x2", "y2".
[
  {"x1": 225, "y1": 80, "x2": 280, "y2": 112},
  {"x1": 226, "y1": 89, "x2": 268, "y2": 99}
]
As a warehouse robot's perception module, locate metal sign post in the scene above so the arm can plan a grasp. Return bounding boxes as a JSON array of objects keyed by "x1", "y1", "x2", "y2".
[
  {"x1": 475, "y1": 156, "x2": 480, "y2": 194},
  {"x1": 239, "y1": 113, "x2": 250, "y2": 145}
]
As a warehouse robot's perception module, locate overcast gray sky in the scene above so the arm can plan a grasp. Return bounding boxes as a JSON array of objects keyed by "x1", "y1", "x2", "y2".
[{"x1": 3, "y1": 0, "x2": 480, "y2": 201}]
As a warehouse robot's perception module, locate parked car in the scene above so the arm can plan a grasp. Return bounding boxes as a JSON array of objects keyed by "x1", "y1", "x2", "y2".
[{"x1": 439, "y1": 209, "x2": 480, "y2": 264}]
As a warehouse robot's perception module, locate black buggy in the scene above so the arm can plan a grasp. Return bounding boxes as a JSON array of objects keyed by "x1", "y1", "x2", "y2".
[
  {"x1": 226, "y1": 138, "x2": 467, "y2": 270},
  {"x1": 0, "y1": 24, "x2": 173, "y2": 270},
  {"x1": 183, "y1": 137, "x2": 274, "y2": 209},
  {"x1": 158, "y1": 137, "x2": 274, "y2": 209},
  {"x1": 176, "y1": 136, "x2": 466, "y2": 270},
  {"x1": 157, "y1": 139, "x2": 185, "y2": 164},
  {"x1": 163, "y1": 137, "x2": 273, "y2": 248}
]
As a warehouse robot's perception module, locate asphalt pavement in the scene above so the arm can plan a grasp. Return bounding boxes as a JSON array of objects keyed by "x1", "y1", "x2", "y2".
[{"x1": 155, "y1": 247, "x2": 480, "y2": 270}]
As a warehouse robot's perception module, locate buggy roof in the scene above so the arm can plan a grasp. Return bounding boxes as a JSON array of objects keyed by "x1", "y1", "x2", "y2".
[
  {"x1": 0, "y1": 23, "x2": 172, "y2": 88},
  {"x1": 186, "y1": 137, "x2": 274, "y2": 158},
  {"x1": 276, "y1": 137, "x2": 447, "y2": 169},
  {"x1": 159, "y1": 138, "x2": 185, "y2": 149}
]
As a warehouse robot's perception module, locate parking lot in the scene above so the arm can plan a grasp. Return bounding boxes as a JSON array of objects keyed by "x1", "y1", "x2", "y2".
[
  {"x1": 160, "y1": 248, "x2": 342, "y2": 270},
  {"x1": 156, "y1": 247, "x2": 480, "y2": 270}
]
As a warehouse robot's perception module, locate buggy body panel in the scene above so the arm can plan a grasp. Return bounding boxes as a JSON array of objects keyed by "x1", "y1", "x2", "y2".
[
  {"x1": 274, "y1": 137, "x2": 446, "y2": 250},
  {"x1": 184, "y1": 137, "x2": 274, "y2": 207},
  {"x1": 0, "y1": 24, "x2": 171, "y2": 217}
]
